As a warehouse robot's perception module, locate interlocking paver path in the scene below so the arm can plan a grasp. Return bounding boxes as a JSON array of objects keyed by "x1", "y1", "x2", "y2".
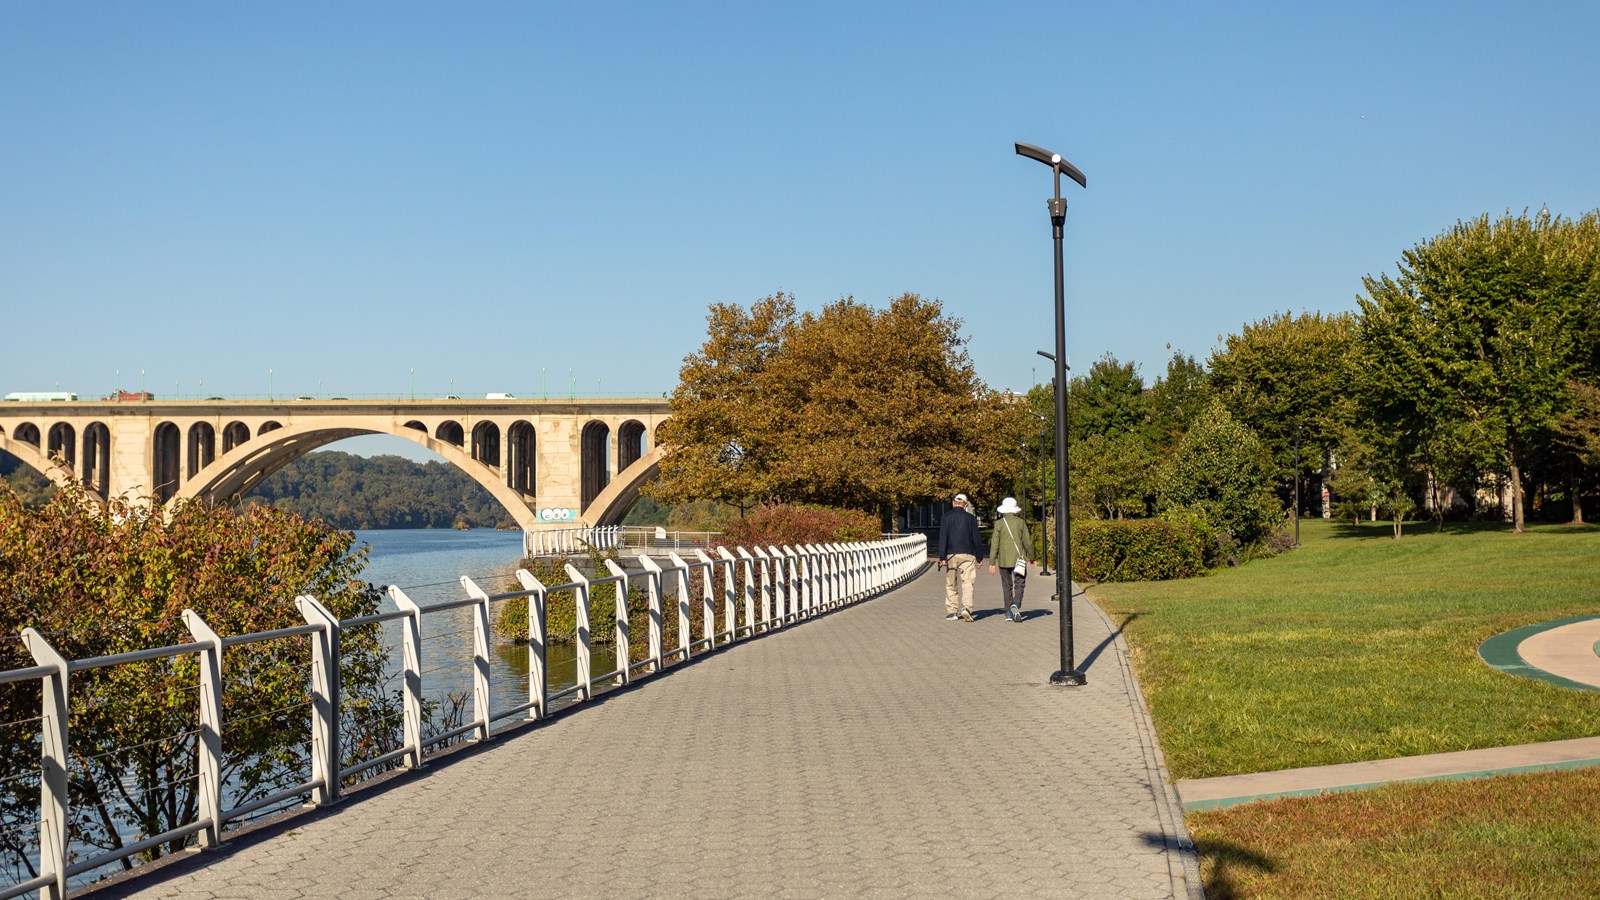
[{"x1": 101, "y1": 569, "x2": 1200, "y2": 899}]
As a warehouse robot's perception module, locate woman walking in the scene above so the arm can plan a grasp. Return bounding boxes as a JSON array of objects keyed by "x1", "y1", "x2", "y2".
[{"x1": 989, "y1": 497, "x2": 1035, "y2": 622}]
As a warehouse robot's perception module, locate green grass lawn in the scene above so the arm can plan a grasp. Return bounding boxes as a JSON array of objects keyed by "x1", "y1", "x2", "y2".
[
  {"x1": 1091, "y1": 518, "x2": 1600, "y2": 780},
  {"x1": 1189, "y1": 768, "x2": 1600, "y2": 899}
]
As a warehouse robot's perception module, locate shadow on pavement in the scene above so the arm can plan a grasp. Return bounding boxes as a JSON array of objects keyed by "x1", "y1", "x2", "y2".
[{"x1": 1077, "y1": 612, "x2": 1139, "y2": 674}]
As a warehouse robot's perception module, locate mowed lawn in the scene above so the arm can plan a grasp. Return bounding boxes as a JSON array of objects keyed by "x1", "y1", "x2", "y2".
[
  {"x1": 1187, "y1": 768, "x2": 1600, "y2": 899},
  {"x1": 1090, "y1": 518, "x2": 1600, "y2": 780}
]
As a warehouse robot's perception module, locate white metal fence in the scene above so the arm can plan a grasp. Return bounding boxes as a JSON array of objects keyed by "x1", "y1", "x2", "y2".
[
  {"x1": 523, "y1": 526, "x2": 723, "y2": 557},
  {"x1": 0, "y1": 534, "x2": 927, "y2": 899}
]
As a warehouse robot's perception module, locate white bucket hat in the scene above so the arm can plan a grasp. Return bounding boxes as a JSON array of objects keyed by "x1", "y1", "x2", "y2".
[
  {"x1": 997, "y1": 497, "x2": 1021, "y2": 515},
  {"x1": 953, "y1": 493, "x2": 969, "y2": 506}
]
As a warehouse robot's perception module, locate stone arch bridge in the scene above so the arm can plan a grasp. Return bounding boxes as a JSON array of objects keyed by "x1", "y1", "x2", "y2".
[{"x1": 0, "y1": 398, "x2": 671, "y2": 530}]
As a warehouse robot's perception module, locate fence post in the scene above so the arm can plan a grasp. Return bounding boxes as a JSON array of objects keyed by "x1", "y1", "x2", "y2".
[
  {"x1": 751, "y1": 547, "x2": 777, "y2": 627},
  {"x1": 691, "y1": 547, "x2": 716, "y2": 643},
  {"x1": 781, "y1": 547, "x2": 807, "y2": 617},
  {"x1": 513, "y1": 570, "x2": 548, "y2": 720},
  {"x1": 666, "y1": 553, "x2": 693, "y2": 658},
  {"x1": 603, "y1": 560, "x2": 632, "y2": 685},
  {"x1": 802, "y1": 546, "x2": 821, "y2": 613},
  {"x1": 561, "y1": 563, "x2": 593, "y2": 701},
  {"x1": 297, "y1": 594, "x2": 342, "y2": 806},
  {"x1": 21, "y1": 628, "x2": 67, "y2": 900},
  {"x1": 768, "y1": 546, "x2": 795, "y2": 622},
  {"x1": 459, "y1": 577, "x2": 494, "y2": 742},
  {"x1": 181, "y1": 610, "x2": 224, "y2": 849},
  {"x1": 637, "y1": 554, "x2": 664, "y2": 671},
  {"x1": 816, "y1": 544, "x2": 833, "y2": 608},
  {"x1": 719, "y1": 547, "x2": 750, "y2": 638},
  {"x1": 699, "y1": 549, "x2": 734, "y2": 643},
  {"x1": 386, "y1": 587, "x2": 426, "y2": 766},
  {"x1": 827, "y1": 543, "x2": 844, "y2": 605}
]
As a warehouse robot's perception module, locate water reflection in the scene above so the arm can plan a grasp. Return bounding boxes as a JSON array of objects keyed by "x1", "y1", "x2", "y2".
[{"x1": 357, "y1": 529, "x2": 616, "y2": 717}]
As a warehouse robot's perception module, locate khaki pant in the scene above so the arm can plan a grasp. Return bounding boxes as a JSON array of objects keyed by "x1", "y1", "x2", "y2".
[{"x1": 944, "y1": 554, "x2": 977, "y2": 614}]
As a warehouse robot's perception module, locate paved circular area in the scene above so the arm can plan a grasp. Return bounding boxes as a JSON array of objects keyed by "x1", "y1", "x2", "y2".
[{"x1": 1478, "y1": 615, "x2": 1600, "y2": 692}]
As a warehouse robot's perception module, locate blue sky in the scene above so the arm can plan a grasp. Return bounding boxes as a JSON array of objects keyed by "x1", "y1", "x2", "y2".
[{"x1": 5, "y1": 2, "x2": 1598, "y2": 409}]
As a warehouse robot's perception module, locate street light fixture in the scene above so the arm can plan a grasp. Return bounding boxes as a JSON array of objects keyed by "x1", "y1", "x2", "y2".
[{"x1": 1016, "y1": 141, "x2": 1087, "y2": 688}]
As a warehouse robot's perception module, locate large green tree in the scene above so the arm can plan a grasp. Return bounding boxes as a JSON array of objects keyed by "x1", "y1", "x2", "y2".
[
  {"x1": 651, "y1": 293, "x2": 796, "y2": 514},
  {"x1": 653, "y1": 292, "x2": 1019, "y2": 521},
  {"x1": 1357, "y1": 210, "x2": 1600, "y2": 532},
  {"x1": 1208, "y1": 311, "x2": 1357, "y2": 511}
]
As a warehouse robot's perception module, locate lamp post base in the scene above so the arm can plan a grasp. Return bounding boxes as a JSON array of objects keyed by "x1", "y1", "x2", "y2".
[{"x1": 1049, "y1": 669, "x2": 1087, "y2": 687}]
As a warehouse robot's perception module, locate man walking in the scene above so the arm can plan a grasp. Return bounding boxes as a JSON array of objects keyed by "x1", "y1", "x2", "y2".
[{"x1": 938, "y1": 493, "x2": 985, "y2": 621}]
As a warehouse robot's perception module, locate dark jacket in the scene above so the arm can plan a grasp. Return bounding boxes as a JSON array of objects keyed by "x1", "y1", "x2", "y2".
[{"x1": 938, "y1": 506, "x2": 986, "y2": 561}]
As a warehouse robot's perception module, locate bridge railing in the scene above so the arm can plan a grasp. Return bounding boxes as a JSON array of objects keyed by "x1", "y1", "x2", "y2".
[{"x1": 0, "y1": 534, "x2": 928, "y2": 899}]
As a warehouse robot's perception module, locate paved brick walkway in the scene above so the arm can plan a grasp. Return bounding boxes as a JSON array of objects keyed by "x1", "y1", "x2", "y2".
[{"x1": 97, "y1": 569, "x2": 1200, "y2": 899}]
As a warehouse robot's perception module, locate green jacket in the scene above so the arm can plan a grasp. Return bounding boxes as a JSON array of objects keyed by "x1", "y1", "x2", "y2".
[{"x1": 992, "y1": 514, "x2": 1034, "y2": 569}]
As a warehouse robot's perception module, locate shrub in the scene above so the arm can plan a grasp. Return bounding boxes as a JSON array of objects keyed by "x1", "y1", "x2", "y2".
[
  {"x1": 720, "y1": 503, "x2": 880, "y2": 548},
  {"x1": 0, "y1": 479, "x2": 393, "y2": 869},
  {"x1": 1156, "y1": 400, "x2": 1281, "y2": 547},
  {"x1": 1071, "y1": 519, "x2": 1207, "y2": 582}
]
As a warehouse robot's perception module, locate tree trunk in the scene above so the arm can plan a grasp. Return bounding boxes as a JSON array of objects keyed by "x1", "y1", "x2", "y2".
[
  {"x1": 1430, "y1": 468, "x2": 1445, "y2": 532},
  {"x1": 1571, "y1": 464, "x2": 1585, "y2": 525},
  {"x1": 1510, "y1": 454, "x2": 1525, "y2": 534}
]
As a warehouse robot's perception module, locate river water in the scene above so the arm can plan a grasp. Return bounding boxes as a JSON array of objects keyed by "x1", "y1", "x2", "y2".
[{"x1": 355, "y1": 528, "x2": 593, "y2": 720}]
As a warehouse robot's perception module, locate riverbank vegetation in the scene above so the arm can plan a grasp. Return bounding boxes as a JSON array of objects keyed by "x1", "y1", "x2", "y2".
[{"x1": 0, "y1": 480, "x2": 399, "y2": 877}]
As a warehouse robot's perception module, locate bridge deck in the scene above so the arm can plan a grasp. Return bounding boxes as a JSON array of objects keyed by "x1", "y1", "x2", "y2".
[{"x1": 99, "y1": 570, "x2": 1199, "y2": 899}]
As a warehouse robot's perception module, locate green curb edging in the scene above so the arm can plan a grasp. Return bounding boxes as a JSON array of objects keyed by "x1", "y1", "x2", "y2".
[
  {"x1": 1476, "y1": 614, "x2": 1600, "y2": 693},
  {"x1": 1182, "y1": 756, "x2": 1600, "y2": 812}
]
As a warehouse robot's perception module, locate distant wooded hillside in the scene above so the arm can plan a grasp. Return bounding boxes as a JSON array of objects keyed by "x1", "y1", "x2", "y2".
[{"x1": 246, "y1": 451, "x2": 516, "y2": 530}]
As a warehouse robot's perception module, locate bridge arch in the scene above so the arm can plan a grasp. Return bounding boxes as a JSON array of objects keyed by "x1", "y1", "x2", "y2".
[
  {"x1": 170, "y1": 418, "x2": 539, "y2": 529},
  {"x1": 187, "y1": 423, "x2": 217, "y2": 479},
  {"x1": 436, "y1": 421, "x2": 463, "y2": 446},
  {"x1": 47, "y1": 423, "x2": 76, "y2": 469},
  {"x1": 222, "y1": 421, "x2": 250, "y2": 453},
  {"x1": 471, "y1": 421, "x2": 500, "y2": 467},
  {"x1": 0, "y1": 433, "x2": 99, "y2": 502},
  {"x1": 83, "y1": 422, "x2": 111, "y2": 498},
  {"x1": 618, "y1": 419, "x2": 647, "y2": 472},
  {"x1": 13, "y1": 422, "x2": 39, "y2": 447},
  {"x1": 506, "y1": 420, "x2": 536, "y2": 495},
  {"x1": 258, "y1": 421, "x2": 282, "y2": 436},
  {"x1": 580, "y1": 420, "x2": 610, "y2": 510},
  {"x1": 153, "y1": 422, "x2": 181, "y2": 503},
  {"x1": 582, "y1": 444, "x2": 666, "y2": 526}
]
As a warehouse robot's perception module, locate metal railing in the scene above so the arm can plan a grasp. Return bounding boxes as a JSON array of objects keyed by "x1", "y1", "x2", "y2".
[
  {"x1": 0, "y1": 534, "x2": 927, "y2": 899},
  {"x1": 523, "y1": 526, "x2": 722, "y2": 557}
]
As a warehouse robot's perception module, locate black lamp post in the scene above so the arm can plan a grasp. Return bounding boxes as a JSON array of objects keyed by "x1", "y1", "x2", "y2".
[
  {"x1": 1028, "y1": 410, "x2": 1051, "y2": 576},
  {"x1": 1016, "y1": 141, "x2": 1087, "y2": 688}
]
